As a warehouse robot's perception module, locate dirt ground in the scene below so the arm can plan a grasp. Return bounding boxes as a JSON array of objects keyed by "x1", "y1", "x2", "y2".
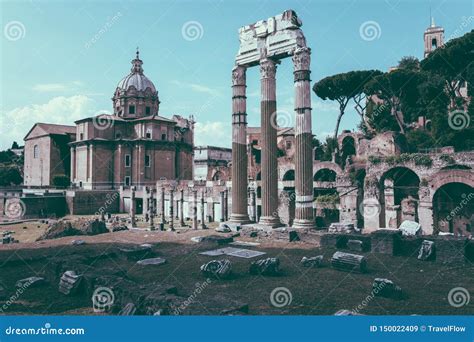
[{"x1": 0, "y1": 220, "x2": 473, "y2": 316}]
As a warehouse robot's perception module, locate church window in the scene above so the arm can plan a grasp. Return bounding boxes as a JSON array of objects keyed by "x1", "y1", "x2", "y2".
[
  {"x1": 124, "y1": 176, "x2": 131, "y2": 186},
  {"x1": 431, "y1": 38, "x2": 437, "y2": 49},
  {"x1": 145, "y1": 154, "x2": 151, "y2": 167},
  {"x1": 161, "y1": 133, "x2": 167, "y2": 141},
  {"x1": 146, "y1": 106, "x2": 151, "y2": 115},
  {"x1": 125, "y1": 154, "x2": 131, "y2": 167},
  {"x1": 80, "y1": 133, "x2": 84, "y2": 140},
  {"x1": 146, "y1": 129, "x2": 152, "y2": 139},
  {"x1": 129, "y1": 105, "x2": 135, "y2": 115},
  {"x1": 33, "y1": 145, "x2": 39, "y2": 159}
]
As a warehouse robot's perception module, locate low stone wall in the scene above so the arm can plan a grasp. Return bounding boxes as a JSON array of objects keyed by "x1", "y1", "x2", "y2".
[
  {"x1": 22, "y1": 195, "x2": 68, "y2": 219},
  {"x1": 66, "y1": 190, "x2": 119, "y2": 215}
]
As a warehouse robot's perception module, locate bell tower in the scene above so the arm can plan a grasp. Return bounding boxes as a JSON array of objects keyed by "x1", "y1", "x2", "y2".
[{"x1": 424, "y1": 17, "x2": 444, "y2": 58}]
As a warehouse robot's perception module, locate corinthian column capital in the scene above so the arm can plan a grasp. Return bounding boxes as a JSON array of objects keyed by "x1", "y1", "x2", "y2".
[
  {"x1": 232, "y1": 65, "x2": 246, "y2": 86},
  {"x1": 260, "y1": 58, "x2": 277, "y2": 79},
  {"x1": 292, "y1": 47, "x2": 311, "y2": 72}
]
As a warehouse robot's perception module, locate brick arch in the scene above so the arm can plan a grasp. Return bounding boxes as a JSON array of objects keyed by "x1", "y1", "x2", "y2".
[
  {"x1": 428, "y1": 169, "x2": 474, "y2": 201},
  {"x1": 313, "y1": 162, "x2": 343, "y2": 179}
]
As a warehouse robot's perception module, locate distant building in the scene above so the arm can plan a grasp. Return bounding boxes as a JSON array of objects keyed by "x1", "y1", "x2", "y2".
[
  {"x1": 424, "y1": 17, "x2": 444, "y2": 58},
  {"x1": 23, "y1": 123, "x2": 76, "y2": 187},
  {"x1": 193, "y1": 145, "x2": 231, "y2": 181},
  {"x1": 70, "y1": 51, "x2": 194, "y2": 190}
]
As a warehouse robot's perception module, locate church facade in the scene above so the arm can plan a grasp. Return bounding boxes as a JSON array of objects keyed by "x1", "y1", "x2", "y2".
[{"x1": 70, "y1": 51, "x2": 194, "y2": 190}]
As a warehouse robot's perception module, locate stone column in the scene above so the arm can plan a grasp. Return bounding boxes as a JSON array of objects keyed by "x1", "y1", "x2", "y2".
[
  {"x1": 363, "y1": 178, "x2": 381, "y2": 233},
  {"x1": 229, "y1": 65, "x2": 251, "y2": 224},
  {"x1": 292, "y1": 47, "x2": 315, "y2": 228},
  {"x1": 418, "y1": 186, "x2": 433, "y2": 235},
  {"x1": 179, "y1": 189, "x2": 185, "y2": 226},
  {"x1": 250, "y1": 189, "x2": 257, "y2": 222},
  {"x1": 149, "y1": 187, "x2": 155, "y2": 230},
  {"x1": 70, "y1": 147, "x2": 76, "y2": 183},
  {"x1": 259, "y1": 58, "x2": 280, "y2": 227},
  {"x1": 200, "y1": 191, "x2": 207, "y2": 229},
  {"x1": 192, "y1": 190, "x2": 198, "y2": 230},
  {"x1": 160, "y1": 187, "x2": 166, "y2": 225},
  {"x1": 168, "y1": 189, "x2": 174, "y2": 231},
  {"x1": 130, "y1": 186, "x2": 137, "y2": 228},
  {"x1": 175, "y1": 199, "x2": 179, "y2": 219},
  {"x1": 384, "y1": 179, "x2": 398, "y2": 228},
  {"x1": 220, "y1": 191, "x2": 225, "y2": 222},
  {"x1": 207, "y1": 200, "x2": 214, "y2": 222},
  {"x1": 223, "y1": 189, "x2": 229, "y2": 221}
]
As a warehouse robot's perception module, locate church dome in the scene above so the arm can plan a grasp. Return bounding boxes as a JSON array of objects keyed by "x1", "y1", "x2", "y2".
[{"x1": 116, "y1": 50, "x2": 156, "y2": 93}]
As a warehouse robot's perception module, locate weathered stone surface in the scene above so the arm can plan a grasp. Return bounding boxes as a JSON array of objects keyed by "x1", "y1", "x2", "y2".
[
  {"x1": 136, "y1": 257, "x2": 167, "y2": 266},
  {"x1": 371, "y1": 229, "x2": 402, "y2": 255},
  {"x1": 71, "y1": 239, "x2": 86, "y2": 246},
  {"x1": 215, "y1": 224, "x2": 231, "y2": 233},
  {"x1": 435, "y1": 236, "x2": 467, "y2": 263},
  {"x1": 192, "y1": 235, "x2": 234, "y2": 245},
  {"x1": 249, "y1": 257, "x2": 280, "y2": 276},
  {"x1": 16, "y1": 276, "x2": 45, "y2": 288},
  {"x1": 110, "y1": 222, "x2": 128, "y2": 232},
  {"x1": 118, "y1": 303, "x2": 137, "y2": 315},
  {"x1": 200, "y1": 259, "x2": 232, "y2": 279},
  {"x1": 347, "y1": 239, "x2": 364, "y2": 252},
  {"x1": 328, "y1": 222, "x2": 357, "y2": 234},
  {"x1": 39, "y1": 219, "x2": 108, "y2": 240},
  {"x1": 399, "y1": 220, "x2": 422, "y2": 236},
  {"x1": 418, "y1": 240, "x2": 435, "y2": 261},
  {"x1": 59, "y1": 270, "x2": 83, "y2": 295},
  {"x1": 119, "y1": 245, "x2": 153, "y2": 261},
  {"x1": 372, "y1": 278, "x2": 403, "y2": 299},
  {"x1": 301, "y1": 256, "x2": 323, "y2": 268},
  {"x1": 331, "y1": 252, "x2": 367, "y2": 273}
]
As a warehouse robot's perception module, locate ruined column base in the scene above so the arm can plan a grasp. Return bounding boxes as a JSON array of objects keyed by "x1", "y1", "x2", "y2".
[
  {"x1": 229, "y1": 214, "x2": 252, "y2": 225},
  {"x1": 258, "y1": 216, "x2": 283, "y2": 228},
  {"x1": 292, "y1": 219, "x2": 316, "y2": 229}
]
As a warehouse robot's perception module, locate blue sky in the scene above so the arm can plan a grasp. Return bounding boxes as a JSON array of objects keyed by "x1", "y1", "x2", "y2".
[{"x1": 0, "y1": 0, "x2": 472, "y2": 149}]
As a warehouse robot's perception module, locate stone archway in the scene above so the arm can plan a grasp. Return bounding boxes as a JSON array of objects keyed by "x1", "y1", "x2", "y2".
[{"x1": 379, "y1": 166, "x2": 421, "y2": 228}]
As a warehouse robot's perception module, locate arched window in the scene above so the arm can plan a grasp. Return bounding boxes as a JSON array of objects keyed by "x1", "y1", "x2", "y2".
[{"x1": 33, "y1": 145, "x2": 39, "y2": 159}]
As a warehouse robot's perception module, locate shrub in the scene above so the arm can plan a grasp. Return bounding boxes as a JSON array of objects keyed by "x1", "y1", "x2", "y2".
[{"x1": 52, "y1": 174, "x2": 70, "y2": 188}]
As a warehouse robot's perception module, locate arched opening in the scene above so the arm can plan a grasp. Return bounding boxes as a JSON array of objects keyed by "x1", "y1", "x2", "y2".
[
  {"x1": 440, "y1": 164, "x2": 472, "y2": 171},
  {"x1": 282, "y1": 170, "x2": 295, "y2": 181},
  {"x1": 380, "y1": 167, "x2": 420, "y2": 228},
  {"x1": 340, "y1": 136, "x2": 356, "y2": 168},
  {"x1": 431, "y1": 38, "x2": 438, "y2": 49},
  {"x1": 256, "y1": 172, "x2": 261, "y2": 181},
  {"x1": 314, "y1": 169, "x2": 337, "y2": 182},
  {"x1": 433, "y1": 182, "x2": 473, "y2": 235}
]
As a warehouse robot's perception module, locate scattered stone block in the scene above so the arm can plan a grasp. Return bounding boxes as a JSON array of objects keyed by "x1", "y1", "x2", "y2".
[
  {"x1": 71, "y1": 239, "x2": 86, "y2": 246},
  {"x1": 59, "y1": 270, "x2": 83, "y2": 295},
  {"x1": 119, "y1": 245, "x2": 152, "y2": 261},
  {"x1": 16, "y1": 276, "x2": 45, "y2": 288},
  {"x1": 301, "y1": 256, "x2": 323, "y2": 268},
  {"x1": 249, "y1": 257, "x2": 280, "y2": 276},
  {"x1": 331, "y1": 251, "x2": 367, "y2": 273},
  {"x1": 398, "y1": 220, "x2": 422, "y2": 236},
  {"x1": 372, "y1": 278, "x2": 403, "y2": 299},
  {"x1": 119, "y1": 303, "x2": 137, "y2": 315},
  {"x1": 328, "y1": 222, "x2": 357, "y2": 234},
  {"x1": 347, "y1": 239, "x2": 364, "y2": 252},
  {"x1": 418, "y1": 240, "x2": 435, "y2": 261},
  {"x1": 371, "y1": 229, "x2": 401, "y2": 255},
  {"x1": 200, "y1": 259, "x2": 232, "y2": 279},
  {"x1": 215, "y1": 224, "x2": 231, "y2": 233},
  {"x1": 136, "y1": 257, "x2": 167, "y2": 266}
]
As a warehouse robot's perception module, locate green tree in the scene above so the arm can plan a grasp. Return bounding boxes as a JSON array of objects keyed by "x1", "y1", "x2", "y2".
[{"x1": 313, "y1": 70, "x2": 382, "y2": 141}]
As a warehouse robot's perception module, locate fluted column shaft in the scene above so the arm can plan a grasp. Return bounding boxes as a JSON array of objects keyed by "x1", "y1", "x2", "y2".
[
  {"x1": 179, "y1": 189, "x2": 185, "y2": 226},
  {"x1": 293, "y1": 48, "x2": 315, "y2": 228},
  {"x1": 259, "y1": 58, "x2": 280, "y2": 227},
  {"x1": 220, "y1": 191, "x2": 225, "y2": 222},
  {"x1": 169, "y1": 190, "x2": 174, "y2": 231},
  {"x1": 200, "y1": 191, "x2": 207, "y2": 229},
  {"x1": 230, "y1": 66, "x2": 251, "y2": 224},
  {"x1": 192, "y1": 190, "x2": 198, "y2": 230},
  {"x1": 160, "y1": 187, "x2": 165, "y2": 224}
]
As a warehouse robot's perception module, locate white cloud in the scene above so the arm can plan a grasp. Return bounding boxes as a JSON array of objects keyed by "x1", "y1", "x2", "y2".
[
  {"x1": 0, "y1": 95, "x2": 96, "y2": 149},
  {"x1": 32, "y1": 80, "x2": 85, "y2": 93},
  {"x1": 171, "y1": 80, "x2": 220, "y2": 96},
  {"x1": 194, "y1": 121, "x2": 231, "y2": 148}
]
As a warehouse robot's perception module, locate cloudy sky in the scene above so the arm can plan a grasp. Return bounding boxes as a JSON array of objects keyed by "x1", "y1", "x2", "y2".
[{"x1": 1, "y1": 0, "x2": 472, "y2": 149}]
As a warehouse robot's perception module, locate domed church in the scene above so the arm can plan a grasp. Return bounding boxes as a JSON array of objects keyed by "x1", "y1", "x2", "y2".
[{"x1": 69, "y1": 51, "x2": 194, "y2": 190}]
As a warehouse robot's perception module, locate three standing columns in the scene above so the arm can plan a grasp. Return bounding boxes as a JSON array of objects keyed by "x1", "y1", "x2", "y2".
[
  {"x1": 293, "y1": 47, "x2": 315, "y2": 228},
  {"x1": 258, "y1": 58, "x2": 281, "y2": 227},
  {"x1": 229, "y1": 65, "x2": 251, "y2": 224}
]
